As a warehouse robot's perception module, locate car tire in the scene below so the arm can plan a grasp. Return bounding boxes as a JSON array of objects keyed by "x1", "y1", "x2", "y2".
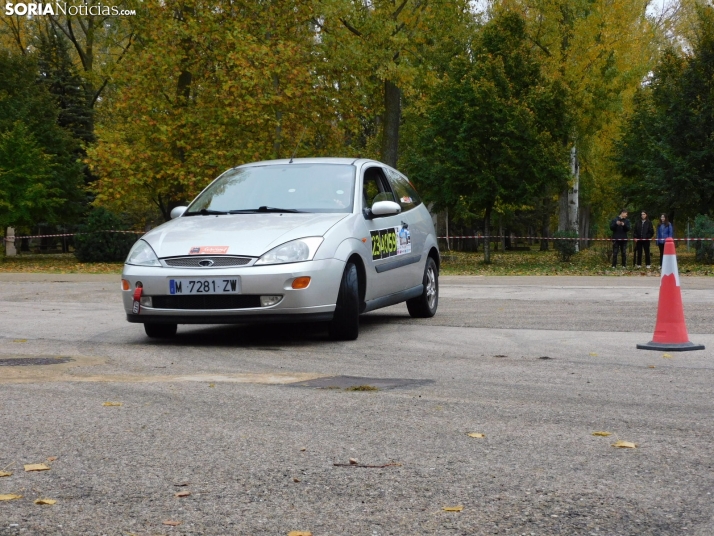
[
  {"x1": 329, "y1": 262, "x2": 360, "y2": 341},
  {"x1": 407, "y1": 257, "x2": 438, "y2": 318},
  {"x1": 144, "y1": 323, "x2": 177, "y2": 338}
]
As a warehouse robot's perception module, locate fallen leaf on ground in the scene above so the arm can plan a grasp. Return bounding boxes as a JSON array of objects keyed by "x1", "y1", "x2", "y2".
[
  {"x1": 162, "y1": 520, "x2": 182, "y2": 526},
  {"x1": 467, "y1": 432, "x2": 486, "y2": 438},
  {"x1": 102, "y1": 402, "x2": 122, "y2": 407},
  {"x1": 648, "y1": 365, "x2": 656, "y2": 369},
  {"x1": 592, "y1": 431, "x2": 612, "y2": 437},
  {"x1": 287, "y1": 532, "x2": 312, "y2": 536},
  {"x1": 46, "y1": 456, "x2": 57, "y2": 462},
  {"x1": 442, "y1": 505, "x2": 464, "y2": 512},
  {"x1": 173, "y1": 482, "x2": 190, "y2": 487},
  {"x1": 589, "y1": 352, "x2": 598, "y2": 356},
  {"x1": 662, "y1": 353, "x2": 673, "y2": 359},
  {"x1": 0, "y1": 494, "x2": 22, "y2": 501},
  {"x1": 293, "y1": 478, "x2": 301, "y2": 482},
  {"x1": 0, "y1": 471, "x2": 12, "y2": 477},
  {"x1": 12, "y1": 339, "x2": 26, "y2": 343},
  {"x1": 174, "y1": 491, "x2": 191, "y2": 498},
  {"x1": 34, "y1": 498, "x2": 56, "y2": 505},
  {"x1": 611, "y1": 440, "x2": 637, "y2": 449},
  {"x1": 24, "y1": 464, "x2": 50, "y2": 472},
  {"x1": 300, "y1": 448, "x2": 306, "y2": 452},
  {"x1": 208, "y1": 383, "x2": 215, "y2": 388},
  {"x1": 349, "y1": 458, "x2": 358, "y2": 465},
  {"x1": 333, "y1": 462, "x2": 401, "y2": 468}
]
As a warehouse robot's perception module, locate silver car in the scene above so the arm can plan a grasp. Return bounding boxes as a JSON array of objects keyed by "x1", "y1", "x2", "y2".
[{"x1": 121, "y1": 158, "x2": 439, "y2": 340}]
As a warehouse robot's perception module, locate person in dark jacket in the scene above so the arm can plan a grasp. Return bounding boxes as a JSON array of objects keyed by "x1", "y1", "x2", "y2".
[
  {"x1": 610, "y1": 209, "x2": 630, "y2": 268},
  {"x1": 656, "y1": 214, "x2": 674, "y2": 266},
  {"x1": 633, "y1": 210, "x2": 654, "y2": 268}
]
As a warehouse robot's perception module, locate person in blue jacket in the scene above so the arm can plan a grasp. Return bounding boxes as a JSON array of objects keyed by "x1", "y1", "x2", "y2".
[{"x1": 656, "y1": 213, "x2": 673, "y2": 266}]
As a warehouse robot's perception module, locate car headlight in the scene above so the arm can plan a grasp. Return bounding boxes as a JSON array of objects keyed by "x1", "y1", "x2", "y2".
[
  {"x1": 254, "y1": 237, "x2": 324, "y2": 265},
  {"x1": 125, "y1": 240, "x2": 161, "y2": 267}
]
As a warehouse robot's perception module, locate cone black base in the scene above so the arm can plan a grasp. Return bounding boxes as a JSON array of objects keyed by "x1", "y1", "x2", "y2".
[{"x1": 636, "y1": 341, "x2": 705, "y2": 352}]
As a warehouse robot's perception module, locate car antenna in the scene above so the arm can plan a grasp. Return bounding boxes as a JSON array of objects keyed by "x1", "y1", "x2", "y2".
[{"x1": 289, "y1": 126, "x2": 307, "y2": 163}]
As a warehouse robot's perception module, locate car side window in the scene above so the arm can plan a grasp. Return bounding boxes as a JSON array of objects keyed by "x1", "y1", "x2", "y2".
[
  {"x1": 362, "y1": 167, "x2": 395, "y2": 210},
  {"x1": 385, "y1": 169, "x2": 422, "y2": 212}
]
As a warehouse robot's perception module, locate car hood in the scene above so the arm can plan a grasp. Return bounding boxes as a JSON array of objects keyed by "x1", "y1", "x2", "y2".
[{"x1": 142, "y1": 213, "x2": 349, "y2": 258}]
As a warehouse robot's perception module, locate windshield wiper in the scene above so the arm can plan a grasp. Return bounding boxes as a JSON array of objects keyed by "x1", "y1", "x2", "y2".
[
  {"x1": 184, "y1": 208, "x2": 229, "y2": 216},
  {"x1": 229, "y1": 206, "x2": 303, "y2": 214}
]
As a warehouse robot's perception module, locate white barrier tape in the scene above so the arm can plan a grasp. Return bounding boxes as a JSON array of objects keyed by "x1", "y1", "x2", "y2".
[
  {"x1": 7, "y1": 230, "x2": 143, "y2": 240},
  {"x1": 437, "y1": 236, "x2": 713, "y2": 241}
]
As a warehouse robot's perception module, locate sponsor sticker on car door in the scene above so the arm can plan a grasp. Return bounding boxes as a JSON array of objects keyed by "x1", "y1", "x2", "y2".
[{"x1": 371, "y1": 224, "x2": 411, "y2": 260}]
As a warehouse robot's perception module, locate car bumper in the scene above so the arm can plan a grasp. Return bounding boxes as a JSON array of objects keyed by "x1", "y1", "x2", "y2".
[{"x1": 122, "y1": 258, "x2": 344, "y2": 324}]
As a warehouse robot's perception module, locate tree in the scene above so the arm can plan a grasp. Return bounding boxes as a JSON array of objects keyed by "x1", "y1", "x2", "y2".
[
  {"x1": 0, "y1": 122, "x2": 63, "y2": 231},
  {"x1": 314, "y1": 0, "x2": 472, "y2": 166},
  {"x1": 88, "y1": 0, "x2": 346, "y2": 221},
  {"x1": 401, "y1": 12, "x2": 570, "y2": 262},
  {"x1": 617, "y1": 5, "x2": 714, "y2": 222},
  {"x1": 489, "y1": 0, "x2": 655, "y2": 238},
  {"x1": 0, "y1": 50, "x2": 84, "y2": 228}
]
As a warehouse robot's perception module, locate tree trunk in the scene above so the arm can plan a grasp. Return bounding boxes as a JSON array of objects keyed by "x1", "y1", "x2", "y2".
[
  {"x1": 273, "y1": 74, "x2": 282, "y2": 158},
  {"x1": 445, "y1": 208, "x2": 450, "y2": 251},
  {"x1": 381, "y1": 79, "x2": 400, "y2": 167},
  {"x1": 579, "y1": 205, "x2": 590, "y2": 249},
  {"x1": 540, "y1": 213, "x2": 550, "y2": 251},
  {"x1": 558, "y1": 190, "x2": 568, "y2": 231},
  {"x1": 483, "y1": 206, "x2": 492, "y2": 264},
  {"x1": 569, "y1": 144, "x2": 579, "y2": 251},
  {"x1": 499, "y1": 215, "x2": 506, "y2": 252}
]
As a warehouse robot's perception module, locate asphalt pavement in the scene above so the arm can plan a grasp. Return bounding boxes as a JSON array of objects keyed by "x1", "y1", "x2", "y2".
[{"x1": 0, "y1": 274, "x2": 713, "y2": 535}]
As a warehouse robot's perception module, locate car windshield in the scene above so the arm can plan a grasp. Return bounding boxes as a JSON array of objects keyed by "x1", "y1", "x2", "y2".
[{"x1": 185, "y1": 164, "x2": 356, "y2": 215}]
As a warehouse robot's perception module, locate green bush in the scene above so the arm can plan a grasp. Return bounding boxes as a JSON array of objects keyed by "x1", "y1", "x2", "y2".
[
  {"x1": 553, "y1": 230, "x2": 579, "y2": 262},
  {"x1": 74, "y1": 208, "x2": 138, "y2": 262},
  {"x1": 692, "y1": 214, "x2": 714, "y2": 264}
]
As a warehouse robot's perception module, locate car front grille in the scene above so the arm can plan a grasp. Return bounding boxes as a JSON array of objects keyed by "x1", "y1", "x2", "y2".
[
  {"x1": 163, "y1": 256, "x2": 252, "y2": 268},
  {"x1": 152, "y1": 295, "x2": 262, "y2": 310}
]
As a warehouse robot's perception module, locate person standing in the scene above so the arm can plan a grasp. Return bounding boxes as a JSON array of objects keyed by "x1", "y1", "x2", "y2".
[
  {"x1": 633, "y1": 210, "x2": 654, "y2": 268},
  {"x1": 656, "y1": 214, "x2": 674, "y2": 266},
  {"x1": 610, "y1": 209, "x2": 630, "y2": 268}
]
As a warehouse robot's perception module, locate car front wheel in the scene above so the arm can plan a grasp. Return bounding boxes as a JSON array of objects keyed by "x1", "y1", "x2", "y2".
[
  {"x1": 407, "y1": 257, "x2": 438, "y2": 318},
  {"x1": 144, "y1": 323, "x2": 178, "y2": 339},
  {"x1": 329, "y1": 262, "x2": 360, "y2": 340}
]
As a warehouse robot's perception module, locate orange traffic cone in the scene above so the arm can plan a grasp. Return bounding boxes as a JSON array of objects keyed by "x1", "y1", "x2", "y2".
[{"x1": 637, "y1": 238, "x2": 704, "y2": 351}]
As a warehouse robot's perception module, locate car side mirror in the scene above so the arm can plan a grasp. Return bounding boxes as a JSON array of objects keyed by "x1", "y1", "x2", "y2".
[
  {"x1": 170, "y1": 206, "x2": 188, "y2": 219},
  {"x1": 371, "y1": 200, "x2": 401, "y2": 217}
]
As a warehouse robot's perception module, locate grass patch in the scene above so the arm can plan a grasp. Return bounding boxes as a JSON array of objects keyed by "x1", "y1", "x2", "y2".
[
  {"x1": 440, "y1": 244, "x2": 714, "y2": 276},
  {"x1": 345, "y1": 385, "x2": 379, "y2": 391},
  {"x1": 0, "y1": 253, "x2": 123, "y2": 274}
]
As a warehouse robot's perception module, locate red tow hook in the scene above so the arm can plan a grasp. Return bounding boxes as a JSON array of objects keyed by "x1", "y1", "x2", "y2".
[{"x1": 132, "y1": 286, "x2": 143, "y2": 314}]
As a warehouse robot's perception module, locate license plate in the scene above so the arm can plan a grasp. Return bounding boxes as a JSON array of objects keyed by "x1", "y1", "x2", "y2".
[{"x1": 169, "y1": 277, "x2": 241, "y2": 295}]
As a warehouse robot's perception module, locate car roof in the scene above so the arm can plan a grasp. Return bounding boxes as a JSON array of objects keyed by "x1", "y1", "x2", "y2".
[{"x1": 237, "y1": 157, "x2": 380, "y2": 168}]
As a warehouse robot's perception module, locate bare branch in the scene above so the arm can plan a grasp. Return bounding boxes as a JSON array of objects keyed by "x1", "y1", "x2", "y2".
[{"x1": 340, "y1": 17, "x2": 362, "y2": 37}]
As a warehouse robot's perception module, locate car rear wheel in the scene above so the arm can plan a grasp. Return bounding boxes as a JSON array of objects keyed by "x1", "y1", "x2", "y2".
[
  {"x1": 144, "y1": 323, "x2": 177, "y2": 338},
  {"x1": 407, "y1": 257, "x2": 438, "y2": 318},
  {"x1": 329, "y1": 262, "x2": 360, "y2": 341}
]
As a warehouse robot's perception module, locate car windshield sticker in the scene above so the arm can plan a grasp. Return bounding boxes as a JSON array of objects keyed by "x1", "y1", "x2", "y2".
[
  {"x1": 189, "y1": 246, "x2": 229, "y2": 255},
  {"x1": 371, "y1": 224, "x2": 411, "y2": 260},
  {"x1": 400, "y1": 196, "x2": 412, "y2": 204}
]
